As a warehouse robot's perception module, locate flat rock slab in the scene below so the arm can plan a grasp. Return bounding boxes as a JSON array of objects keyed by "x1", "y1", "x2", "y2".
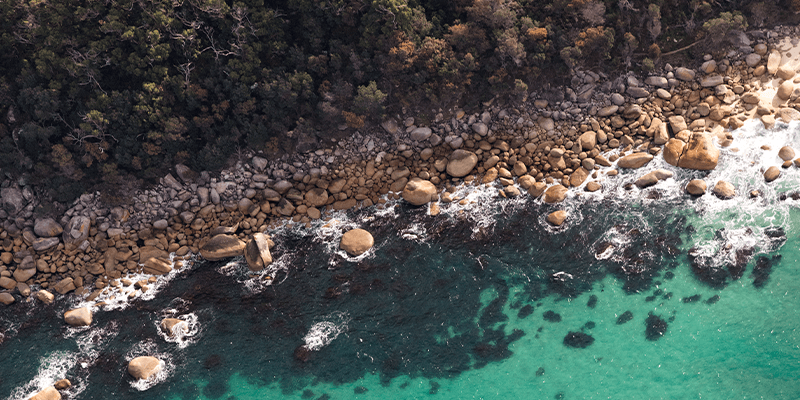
[
  {"x1": 200, "y1": 234, "x2": 245, "y2": 260},
  {"x1": 617, "y1": 153, "x2": 654, "y2": 169}
]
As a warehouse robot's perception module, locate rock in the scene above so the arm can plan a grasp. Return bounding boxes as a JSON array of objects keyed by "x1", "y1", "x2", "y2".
[
  {"x1": 635, "y1": 169, "x2": 672, "y2": 188},
  {"x1": 30, "y1": 236, "x2": 58, "y2": 253},
  {"x1": 569, "y1": 168, "x2": 589, "y2": 187},
  {"x1": 700, "y1": 60, "x2": 717, "y2": 74},
  {"x1": 402, "y1": 178, "x2": 437, "y2": 206},
  {"x1": 700, "y1": 76, "x2": 724, "y2": 87},
  {"x1": 585, "y1": 181, "x2": 602, "y2": 192},
  {"x1": 767, "y1": 52, "x2": 781, "y2": 74},
  {"x1": 252, "y1": 156, "x2": 267, "y2": 171},
  {"x1": 153, "y1": 219, "x2": 169, "y2": 230},
  {"x1": 54, "y1": 277, "x2": 76, "y2": 295},
  {"x1": 160, "y1": 318, "x2": 189, "y2": 337},
  {"x1": 764, "y1": 166, "x2": 781, "y2": 182},
  {"x1": 543, "y1": 185, "x2": 568, "y2": 203},
  {"x1": 0, "y1": 187, "x2": 24, "y2": 214},
  {"x1": 645, "y1": 76, "x2": 668, "y2": 88},
  {"x1": 175, "y1": 164, "x2": 198, "y2": 183},
  {"x1": 654, "y1": 121, "x2": 669, "y2": 145},
  {"x1": 29, "y1": 386, "x2": 60, "y2": 400},
  {"x1": 0, "y1": 292, "x2": 13, "y2": 305},
  {"x1": 610, "y1": 93, "x2": 625, "y2": 106},
  {"x1": 528, "y1": 182, "x2": 547, "y2": 197},
  {"x1": 761, "y1": 114, "x2": 775, "y2": 129},
  {"x1": 668, "y1": 116, "x2": 687, "y2": 134},
  {"x1": 244, "y1": 233, "x2": 273, "y2": 272},
  {"x1": 655, "y1": 88, "x2": 671, "y2": 100},
  {"x1": 686, "y1": 179, "x2": 707, "y2": 196},
  {"x1": 745, "y1": 53, "x2": 762, "y2": 67},
  {"x1": 713, "y1": 181, "x2": 735, "y2": 199},
  {"x1": 340, "y1": 229, "x2": 374, "y2": 256},
  {"x1": 617, "y1": 153, "x2": 654, "y2": 169},
  {"x1": 64, "y1": 307, "x2": 92, "y2": 326},
  {"x1": 513, "y1": 161, "x2": 527, "y2": 176},
  {"x1": 678, "y1": 133, "x2": 719, "y2": 170},
  {"x1": 381, "y1": 119, "x2": 398, "y2": 134},
  {"x1": 503, "y1": 186, "x2": 521, "y2": 197},
  {"x1": 546, "y1": 210, "x2": 567, "y2": 226},
  {"x1": 54, "y1": 379, "x2": 71, "y2": 390},
  {"x1": 779, "y1": 146, "x2": 795, "y2": 161},
  {"x1": 626, "y1": 87, "x2": 650, "y2": 98},
  {"x1": 13, "y1": 264, "x2": 36, "y2": 283},
  {"x1": 578, "y1": 131, "x2": 596, "y2": 150},
  {"x1": 34, "y1": 218, "x2": 63, "y2": 238},
  {"x1": 410, "y1": 127, "x2": 432, "y2": 141},
  {"x1": 200, "y1": 235, "x2": 245, "y2": 260},
  {"x1": 777, "y1": 65, "x2": 795, "y2": 80},
  {"x1": 62, "y1": 215, "x2": 91, "y2": 248},
  {"x1": 305, "y1": 188, "x2": 329, "y2": 207},
  {"x1": 37, "y1": 289, "x2": 55, "y2": 304},
  {"x1": 742, "y1": 93, "x2": 760, "y2": 104},
  {"x1": 446, "y1": 150, "x2": 478, "y2": 178},
  {"x1": 275, "y1": 198, "x2": 295, "y2": 216},
  {"x1": 162, "y1": 173, "x2": 183, "y2": 191},
  {"x1": 0, "y1": 276, "x2": 15, "y2": 290},
  {"x1": 777, "y1": 80, "x2": 793, "y2": 100},
  {"x1": 471, "y1": 123, "x2": 488, "y2": 136},
  {"x1": 675, "y1": 67, "x2": 696, "y2": 81},
  {"x1": 663, "y1": 139, "x2": 686, "y2": 166},
  {"x1": 128, "y1": 356, "x2": 163, "y2": 380},
  {"x1": 539, "y1": 117, "x2": 555, "y2": 131},
  {"x1": 597, "y1": 105, "x2": 619, "y2": 117}
]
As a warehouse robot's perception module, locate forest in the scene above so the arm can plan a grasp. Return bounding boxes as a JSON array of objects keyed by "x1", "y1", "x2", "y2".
[{"x1": 0, "y1": 0, "x2": 794, "y2": 203}]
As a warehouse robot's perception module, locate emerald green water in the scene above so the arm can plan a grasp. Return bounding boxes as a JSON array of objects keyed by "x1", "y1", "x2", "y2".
[{"x1": 3, "y1": 120, "x2": 800, "y2": 400}]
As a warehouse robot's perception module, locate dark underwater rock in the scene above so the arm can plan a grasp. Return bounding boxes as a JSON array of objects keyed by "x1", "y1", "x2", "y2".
[
  {"x1": 616, "y1": 311, "x2": 633, "y2": 325},
  {"x1": 645, "y1": 313, "x2": 668, "y2": 341},
  {"x1": 354, "y1": 386, "x2": 368, "y2": 394},
  {"x1": 536, "y1": 367, "x2": 545, "y2": 376},
  {"x1": 543, "y1": 310, "x2": 562, "y2": 322},
  {"x1": 517, "y1": 304, "x2": 534, "y2": 319},
  {"x1": 563, "y1": 331, "x2": 595, "y2": 348},
  {"x1": 753, "y1": 255, "x2": 780, "y2": 288},
  {"x1": 705, "y1": 295, "x2": 720, "y2": 304},
  {"x1": 682, "y1": 294, "x2": 701, "y2": 303},
  {"x1": 587, "y1": 295, "x2": 598, "y2": 309}
]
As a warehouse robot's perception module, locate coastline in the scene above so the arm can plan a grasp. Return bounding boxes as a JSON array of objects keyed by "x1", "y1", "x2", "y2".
[{"x1": 4, "y1": 25, "x2": 800, "y2": 399}]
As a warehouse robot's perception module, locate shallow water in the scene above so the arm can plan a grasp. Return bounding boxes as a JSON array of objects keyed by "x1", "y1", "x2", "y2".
[{"x1": 2, "y1": 121, "x2": 800, "y2": 400}]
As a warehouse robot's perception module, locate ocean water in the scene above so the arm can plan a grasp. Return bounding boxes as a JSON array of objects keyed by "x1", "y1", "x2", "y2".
[{"x1": 2, "y1": 120, "x2": 800, "y2": 400}]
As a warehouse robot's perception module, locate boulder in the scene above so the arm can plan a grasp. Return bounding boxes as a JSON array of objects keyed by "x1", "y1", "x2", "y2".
[
  {"x1": 0, "y1": 187, "x2": 24, "y2": 214},
  {"x1": 528, "y1": 182, "x2": 547, "y2": 197},
  {"x1": 128, "y1": 356, "x2": 162, "y2": 380},
  {"x1": 777, "y1": 65, "x2": 795, "y2": 81},
  {"x1": 700, "y1": 76, "x2": 724, "y2": 88},
  {"x1": 244, "y1": 233, "x2": 273, "y2": 272},
  {"x1": 767, "y1": 52, "x2": 781, "y2": 74},
  {"x1": 546, "y1": 210, "x2": 567, "y2": 226},
  {"x1": 402, "y1": 178, "x2": 438, "y2": 206},
  {"x1": 36, "y1": 289, "x2": 55, "y2": 304},
  {"x1": 143, "y1": 257, "x2": 172, "y2": 275},
  {"x1": 0, "y1": 276, "x2": 16, "y2": 290},
  {"x1": 777, "y1": 80, "x2": 794, "y2": 100},
  {"x1": 446, "y1": 150, "x2": 478, "y2": 177},
  {"x1": 745, "y1": 53, "x2": 761, "y2": 67},
  {"x1": 569, "y1": 168, "x2": 589, "y2": 187},
  {"x1": 678, "y1": 133, "x2": 719, "y2": 170},
  {"x1": 663, "y1": 139, "x2": 686, "y2": 166},
  {"x1": 305, "y1": 188, "x2": 329, "y2": 207},
  {"x1": 543, "y1": 185, "x2": 568, "y2": 203},
  {"x1": 64, "y1": 307, "x2": 92, "y2": 326},
  {"x1": 472, "y1": 122, "x2": 488, "y2": 136},
  {"x1": 62, "y1": 216, "x2": 91, "y2": 248},
  {"x1": 340, "y1": 229, "x2": 374, "y2": 256},
  {"x1": 32, "y1": 237, "x2": 60, "y2": 252},
  {"x1": 0, "y1": 292, "x2": 13, "y2": 305},
  {"x1": 764, "y1": 166, "x2": 781, "y2": 182},
  {"x1": 686, "y1": 179, "x2": 707, "y2": 196},
  {"x1": 410, "y1": 127, "x2": 432, "y2": 141},
  {"x1": 34, "y1": 218, "x2": 63, "y2": 238},
  {"x1": 200, "y1": 234, "x2": 245, "y2": 260},
  {"x1": 13, "y1": 264, "x2": 36, "y2": 283},
  {"x1": 578, "y1": 131, "x2": 596, "y2": 150},
  {"x1": 675, "y1": 67, "x2": 696, "y2": 81},
  {"x1": 668, "y1": 116, "x2": 687, "y2": 133},
  {"x1": 597, "y1": 105, "x2": 619, "y2": 117},
  {"x1": 29, "y1": 386, "x2": 60, "y2": 400},
  {"x1": 713, "y1": 181, "x2": 735, "y2": 199},
  {"x1": 779, "y1": 146, "x2": 795, "y2": 161},
  {"x1": 54, "y1": 379, "x2": 71, "y2": 390},
  {"x1": 653, "y1": 120, "x2": 669, "y2": 145},
  {"x1": 635, "y1": 169, "x2": 673, "y2": 188},
  {"x1": 585, "y1": 181, "x2": 602, "y2": 192},
  {"x1": 152, "y1": 219, "x2": 169, "y2": 230},
  {"x1": 160, "y1": 318, "x2": 189, "y2": 337},
  {"x1": 617, "y1": 153, "x2": 654, "y2": 169}
]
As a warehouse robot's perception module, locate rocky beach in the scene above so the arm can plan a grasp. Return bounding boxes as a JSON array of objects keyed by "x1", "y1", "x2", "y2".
[{"x1": 5, "y1": 26, "x2": 800, "y2": 399}]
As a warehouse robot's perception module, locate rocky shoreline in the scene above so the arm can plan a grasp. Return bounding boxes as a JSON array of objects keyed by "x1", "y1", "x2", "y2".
[{"x1": 8, "y1": 24, "x2": 800, "y2": 397}]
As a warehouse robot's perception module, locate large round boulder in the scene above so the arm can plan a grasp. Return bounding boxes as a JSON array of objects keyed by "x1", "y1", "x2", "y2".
[
  {"x1": 340, "y1": 229, "x2": 374, "y2": 256},
  {"x1": 546, "y1": 210, "x2": 567, "y2": 226},
  {"x1": 305, "y1": 188, "x2": 329, "y2": 207},
  {"x1": 64, "y1": 307, "x2": 92, "y2": 326},
  {"x1": 686, "y1": 179, "x2": 707, "y2": 196},
  {"x1": 678, "y1": 133, "x2": 719, "y2": 170},
  {"x1": 200, "y1": 234, "x2": 245, "y2": 261},
  {"x1": 713, "y1": 180, "x2": 735, "y2": 199},
  {"x1": 779, "y1": 146, "x2": 795, "y2": 161},
  {"x1": 402, "y1": 178, "x2": 437, "y2": 206},
  {"x1": 29, "y1": 386, "x2": 60, "y2": 400},
  {"x1": 543, "y1": 185, "x2": 568, "y2": 203},
  {"x1": 446, "y1": 150, "x2": 478, "y2": 177},
  {"x1": 160, "y1": 318, "x2": 189, "y2": 337},
  {"x1": 128, "y1": 356, "x2": 162, "y2": 380},
  {"x1": 34, "y1": 218, "x2": 63, "y2": 238},
  {"x1": 764, "y1": 166, "x2": 781, "y2": 182}
]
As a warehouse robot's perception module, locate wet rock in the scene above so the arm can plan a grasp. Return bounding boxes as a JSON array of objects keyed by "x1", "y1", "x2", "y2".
[
  {"x1": 546, "y1": 210, "x2": 567, "y2": 226},
  {"x1": 200, "y1": 234, "x2": 245, "y2": 260},
  {"x1": 402, "y1": 178, "x2": 437, "y2": 206},
  {"x1": 34, "y1": 218, "x2": 63, "y2": 238},
  {"x1": 616, "y1": 311, "x2": 633, "y2": 325},
  {"x1": 29, "y1": 386, "x2": 60, "y2": 400},
  {"x1": 569, "y1": 168, "x2": 588, "y2": 187},
  {"x1": 585, "y1": 182, "x2": 602, "y2": 192},
  {"x1": 645, "y1": 312, "x2": 668, "y2": 341},
  {"x1": 686, "y1": 179, "x2": 707, "y2": 195},
  {"x1": 563, "y1": 331, "x2": 594, "y2": 348},
  {"x1": 543, "y1": 185, "x2": 568, "y2": 203},
  {"x1": 617, "y1": 153, "x2": 653, "y2": 169},
  {"x1": 128, "y1": 356, "x2": 162, "y2": 380},
  {"x1": 64, "y1": 307, "x2": 92, "y2": 326},
  {"x1": 62, "y1": 215, "x2": 91, "y2": 248},
  {"x1": 779, "y1": 146, "x2": 795, "y2": 161},
  {"x1": 36, "y1": 289, "x2": 54, "y2": 304},
  {"x1": 340, "y1": 229, "x2": 374, "y2": 256},
  {"x1": 244, "y1": 233, "x2": 273, "y2": 272},
  {"x1": 713, "y1": 181, "x2": 735, "y2": 199},
  {"x1": 635, "y1": 169, "x2": 672, "y2": 188},
  {"x1": 0, "y1": 292, "x2": 14, "y2": 305},
  {"x1": 54, "y1": 379, "x2": 71, "y2": 390},
  {"x1": 446, "y1": 150, "x2": 478, "y2": 178},
  {"x1": 161, "y1": 318, "x2": 189, "y2": 337},
  {"x1": 764, "y1": 166, "x2": 781, "y2": 182},
  {"x1": 679, "y1": 133, "x2": 719, "y2": 170}
]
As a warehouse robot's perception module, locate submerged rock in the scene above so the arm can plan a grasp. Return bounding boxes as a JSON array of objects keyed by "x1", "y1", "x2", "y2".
[
  {"x1": 563, "y1": 331, "x2": 595, "y2": 348},
  {"x1": 128, "y1": 356, "x2": 162, "y2": 380},
  {"x1": 340, "y1": 229, "x2": 374, "y2": 256},
  {"x1": 616, "y1": 311, "x2": 633, "y2": 325},
  {"x1": 543, "y1": 310, "x2": 561, "y2": 322},
  {"x1": 645, "y1": 313, "x2": 668, "y2": 341}
]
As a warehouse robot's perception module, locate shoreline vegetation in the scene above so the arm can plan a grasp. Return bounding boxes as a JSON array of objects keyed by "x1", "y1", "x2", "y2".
[{"x1": 5, "y1": 17, "x2": 800, "y2": 400}]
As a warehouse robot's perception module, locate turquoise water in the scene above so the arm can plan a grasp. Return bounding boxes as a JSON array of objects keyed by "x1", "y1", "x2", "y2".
[{"x1": 2, "y1": 121, "x2": 800, "y2": 400}]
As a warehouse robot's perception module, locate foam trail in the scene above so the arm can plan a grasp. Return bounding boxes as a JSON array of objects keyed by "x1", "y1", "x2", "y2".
[{"x1": 303, "y1": 311, "x2": 350, "y2": 351}]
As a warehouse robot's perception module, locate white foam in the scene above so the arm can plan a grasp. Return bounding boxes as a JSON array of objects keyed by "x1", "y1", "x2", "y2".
[
  {"x1": 156, "y1": 312, "x2": 200, "y2": 349},
  {"x1": 7, "y1": 351, "x2": 78, "y2": 400},
  {"x1": 126, "y1": 340, "x2": 174, "y2": 391},
  {"x1": 303, "y1": 311, "x2": 350, "y2": 351},
  {"x1": 437, "y1": 182, "x2": 528, "y2": 238}
]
